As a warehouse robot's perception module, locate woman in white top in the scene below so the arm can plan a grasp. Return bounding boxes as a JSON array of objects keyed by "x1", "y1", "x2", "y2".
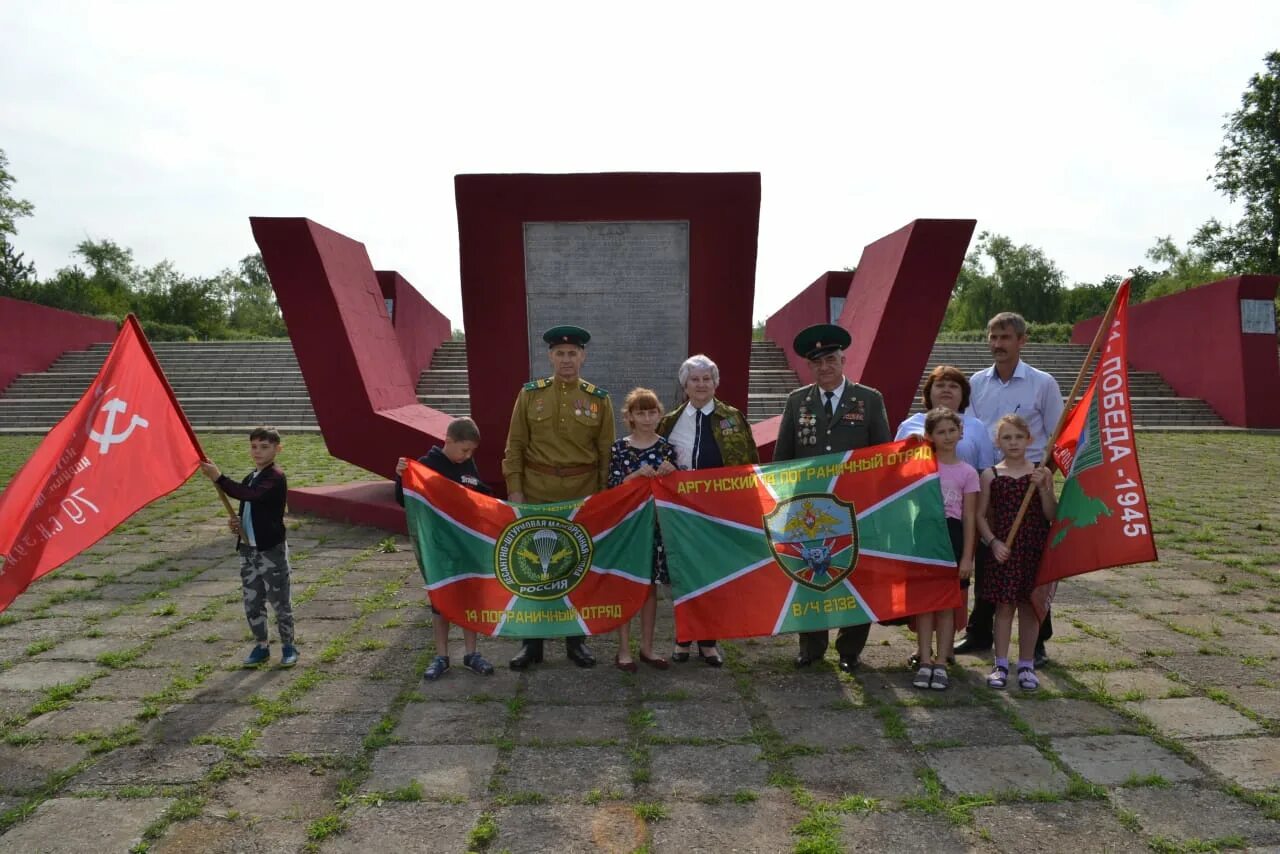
[{"x1": 895, "y1": 365, "x2": 995, "y2": 472}]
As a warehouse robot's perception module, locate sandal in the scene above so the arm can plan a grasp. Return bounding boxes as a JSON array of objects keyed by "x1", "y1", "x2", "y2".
[
  {"x1": 1017, "y1": 666, "x2": 1039, "y2": 691},
  {"x1": 930, "y1": 666, "x2": 950, "y2": 691},
  {"x1": 986, "y1": 665, "x2": 1009, "y2": 689},
  {"x1": 912, "y1": 665, "x2": 933, "y2": 689}
]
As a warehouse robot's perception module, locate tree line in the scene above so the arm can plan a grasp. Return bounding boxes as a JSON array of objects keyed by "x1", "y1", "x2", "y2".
[{"x1": 4, "y1": 53, "x2": 1278, "y2": 342}]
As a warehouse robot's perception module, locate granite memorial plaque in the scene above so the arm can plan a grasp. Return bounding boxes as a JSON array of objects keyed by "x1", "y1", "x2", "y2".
[
  {"x1": 524, "y1": 221, "x2": 691, "y2": 426},
  {"x1": 1240, "y1": 299, "x2": 1277, "y2": 334}
]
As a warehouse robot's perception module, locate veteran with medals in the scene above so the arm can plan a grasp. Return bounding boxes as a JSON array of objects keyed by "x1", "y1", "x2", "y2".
[
  {"x1": 502, "y1": 325, "x2": 616, "y2": 670},
  {"x1": 774, "y1": 324, "x2": 891, "y2": 672}
]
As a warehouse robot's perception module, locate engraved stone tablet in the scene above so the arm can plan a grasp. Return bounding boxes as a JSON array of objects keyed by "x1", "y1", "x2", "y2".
[
  {"x1": 1240, "y1": 299, "x2": 1277, "y2": 334},
  {"x1": 524, "y1": 222, "x2": 691, "y2": 426}
]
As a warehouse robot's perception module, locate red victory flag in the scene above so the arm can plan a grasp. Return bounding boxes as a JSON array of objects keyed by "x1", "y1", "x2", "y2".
[
  {"x1": 1037, "y1": 281, "x2": 1158, "y2": 585},
  {"x1": 0, "y1": 315, "x2": 204, "y2": 612}
]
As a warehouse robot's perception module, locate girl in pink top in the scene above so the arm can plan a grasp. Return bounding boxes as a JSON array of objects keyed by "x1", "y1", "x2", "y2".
[{"x1": 914, "y1": 407, "x2": 979, "y2": 691}]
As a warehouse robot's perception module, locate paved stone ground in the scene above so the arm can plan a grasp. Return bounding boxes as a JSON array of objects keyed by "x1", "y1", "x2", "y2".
[{"x1": 0, "y1": 433, "x2": 1278, "y2": 853}]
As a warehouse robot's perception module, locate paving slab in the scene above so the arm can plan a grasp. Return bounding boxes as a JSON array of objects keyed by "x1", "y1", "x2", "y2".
[
  {"x1": 502, "y1": 745, "x2": 633, "y2": 796},
  {"x1": 859, "y1": 669, "x2": 981, "y2": 706},
  {"x1": 363, "y1": 744, "x2": 498, "y2": 798},
  {"x1": 927, "y1": 744, "x2": 1069, "y2": 796},
  {"x1": 902, "y1": 705, "x2": 1022, "y2": 746},
  {"x1": 394, "y1": 700, "x2": 508, "y2": 744},
  {"x1": 149, "y1": 817, "x2": 308, "y2": 853},
  {"x1": 491, "y1": 803, "x2": 646, "y2": 854},
  {"x1": 0, "y1": 742, "x2": 90, "y2": 794},
  {"x1": 83, "y1": 667, "x2": 184, "y2": 700},
  {"x1": 1184, "y1": 736, "x2": 1280, "y2": 790},
  {"x1": 1114, "y1": 783, "x2": 1280, "y2": 846},
  {"x1": 319, "y1": 802, "x2": 482, "y2": 852},
  {"x1": 838, "y1": 810, "x2": 975, "y2": 853},
  {"x1": 753, "y1": 672, "x2": 862, "y2": 711},
  {"x1": 133, "y1": 639, "x2": 239, "y2": 668},
  {"x1": 295, "y1": 677, "x2": 401, "y2": 713},
  {"x1": 1053, "y1": 735, "x2": 1201, "y2": 785},
  {"x1": 973, "y1": 800, "x2": 1147, "y2": 853},
  {"x1": 68, "y1": 743, "x2": 225, "y2": 790},
  {"x1": 0, "y1": 796, "x2": 172, "y2": 854},
  {"x1": 516, "y1": 703, "x2": 627, "y2": 743},
  {"x1": 792, "y1": 746, "x2": 926, "y2": 801},
  {"x1": 209, "y1": 762, "x2": 339, "y2": 821},
  {"x1": 88, "y1": 613, "x2": 181, "y2": 637},
  {"x1": 1129, "y1": 696, "x2": 1262, "y2": 738},
  {"x1": 187, "y1": 667, "x2": 302, "y2": 703},
  {"x1": 253, "y1": 712, "x2": 380, "y2": 758},
  {"x1": 644, "y1": 700, "x2": 753, "y2": 740},
  {"x1": 24, "y1": 699, "x2": 144, "y2": 737},
  {"x1": 1229, "y1": 687, "x2": 1280, "y2": 720},
  {"x1": 520, "y1": 667, "x2": 636, "y2": 704},
  {"x1": 649, "y1": 744, "x2": 767, "y2": 797},
  {"x1": 0, "y1": 661, "x2": 101, "y2": 692},
  {"x1": 651, "y1": 791, "x2": 805, "y2": 853},
  {"x1": 0, "y1": 690, "x2": 33, "y2": 722},
  {"x1": 1008, "y1": 697, "x2": 1137, "y2": 736},
  {"x1": 32, "y1": 635, "x2": 141, "y2": 662},
  {"x1": 147, "y1": 701, "x2": 259, "y2": 743},
  {"x1": 772, "y1": 707, "x2": 887, "y2": 750},
  {"x1": 1084, "y1": 669, "x2": 1188, "y2": 700}
]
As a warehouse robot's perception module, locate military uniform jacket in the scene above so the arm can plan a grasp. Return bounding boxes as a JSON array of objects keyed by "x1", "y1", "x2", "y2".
[
  {"x1": 657, "y1": 398, "x2": 760, "y2": 468},
  {"x1": 502, "y1": 376, "x2": 616, "y2": 496},
  {"x1": 773, "y1": 382, "x2": 891, "y2": 462}
]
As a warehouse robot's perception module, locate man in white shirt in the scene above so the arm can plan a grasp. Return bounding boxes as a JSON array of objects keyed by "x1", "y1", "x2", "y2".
[{"x1": 957, "y1": 312, "x2": 1063, "y2": 666}]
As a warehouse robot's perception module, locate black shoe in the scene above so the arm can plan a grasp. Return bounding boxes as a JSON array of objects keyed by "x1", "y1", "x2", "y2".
[
  {"x1": 838, "y1": 657, "x2": 858, "y2": 673},
  {"x1": 671, "y1": 643, "x2": 691, "y2": 663},
  {"x1": 953, "y1": 636, "x2": 992, "y2": 655},
  {"x1": 794, "y1": 654, "x2": 815, "y2": 668},
  {"x1": 509, "y1": 642, "x2": 543, "y2": 670},
  {"x1": 566, "y1": 640, "x2": 596, "y2": 668},
  {"x1": 697, "y1": 645, "x2": 723, "y2": 668},
  {"x1": 908, "y1": 653, "x2": 921, "y2": 670},
  {"x1": 1034, "y1": 645, "x2": 1049, "y2": 669}
]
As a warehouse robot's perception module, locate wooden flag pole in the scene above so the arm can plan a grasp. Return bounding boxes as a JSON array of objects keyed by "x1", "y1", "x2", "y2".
[{"x1": 997, "y1": 283, "x2": 1127, "y2": 556}]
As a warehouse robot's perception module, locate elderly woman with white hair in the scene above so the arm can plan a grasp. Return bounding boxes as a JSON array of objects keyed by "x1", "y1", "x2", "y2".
[{"x1": 657, "y1": 353, "x2": 759, "y2": 667}]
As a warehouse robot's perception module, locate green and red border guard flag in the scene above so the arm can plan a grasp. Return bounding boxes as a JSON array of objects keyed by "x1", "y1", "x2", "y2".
[
  {"x1": 0, "y1": 316, "x2": 204, "y2": 613},
  {"x1": 652, "y1": 438, "x2": 961, "y2": 643},
  {"x1": 402, "y1": 462, "x2": 655, "y2": 637},
  {"x1": 1038, "y1": 280, "x2": 1157, "y2": 584}
]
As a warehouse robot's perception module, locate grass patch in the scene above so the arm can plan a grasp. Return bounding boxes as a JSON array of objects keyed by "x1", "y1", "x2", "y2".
[
  {"x1": 23, "y1": 639, "x2": 56, "y2": 656},
  {"x1": 633, "y1": 802, "x2": 668, "y2": 821},
  {"x1": 305, "y1": 812, "x2": 347, "y2": 842},
  {"x1": 467, "y1": 811, "x2": 498, "y2": 851}
]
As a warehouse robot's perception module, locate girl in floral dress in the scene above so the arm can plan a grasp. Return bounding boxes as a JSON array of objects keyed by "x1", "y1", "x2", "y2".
[
  {"x1": 976, "y1": 414, "x2": 1057, "y2": 690},
  {"x1": 607, "y1": 388, "x2": 677, "y2": 671}
]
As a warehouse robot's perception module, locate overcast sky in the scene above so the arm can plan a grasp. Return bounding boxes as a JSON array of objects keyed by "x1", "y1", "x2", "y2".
[{"x1": 2, "y1": 2, "x2": 1277, "y2": 327}]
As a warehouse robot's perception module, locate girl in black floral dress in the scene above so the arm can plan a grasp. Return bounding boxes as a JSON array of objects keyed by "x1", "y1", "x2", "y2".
[
  {"x1": 976, "y1": 414, "x2": 1057, "y2": 691},
  {"x1": 607, "y1": 388, "x2": 677, "y2": 671}
]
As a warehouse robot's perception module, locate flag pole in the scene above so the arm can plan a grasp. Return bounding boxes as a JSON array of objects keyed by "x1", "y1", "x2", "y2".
[
  {"x1": 125, "y1": 315, "x2": 237, "y2": 521},
  {"x1": 997, "y1": 282, "x2": 1128, "y2": 555}
]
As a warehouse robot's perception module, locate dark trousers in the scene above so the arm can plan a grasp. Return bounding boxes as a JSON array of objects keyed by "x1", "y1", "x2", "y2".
[
  {"x1": 518, "y1": 637, "x2": 588, "y2": 654},
  {"x1": 798, "y1": 624, "x2": 870, "y2": 662},
  {"x1": 964, "y1": 596, "x2": 1054, "y2": 646}
]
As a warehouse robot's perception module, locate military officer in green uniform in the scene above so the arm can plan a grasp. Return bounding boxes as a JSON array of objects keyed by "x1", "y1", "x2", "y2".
[
  {"x1": 775, "y1": 323, "x2": 891, "y2": 672},
  {"x1": 503, "y1": 325, "x2": 616, "y2": 670}
]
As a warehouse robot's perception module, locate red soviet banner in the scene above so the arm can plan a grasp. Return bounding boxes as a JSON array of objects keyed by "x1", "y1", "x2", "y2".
[
  {"x1": 1038, "y1": 281, "x2": 1157, "y2": 585},
  {"x1": 0, "y1": 315, "x2": 204, "y2": 612}
]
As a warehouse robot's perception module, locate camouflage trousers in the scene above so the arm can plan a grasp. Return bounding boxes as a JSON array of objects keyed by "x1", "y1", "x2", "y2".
[{"x1": 239, "y1": 543, "x2": 295, "y2": 645}]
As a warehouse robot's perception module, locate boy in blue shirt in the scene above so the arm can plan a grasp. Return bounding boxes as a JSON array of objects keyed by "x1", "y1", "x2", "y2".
[{"x1": 395, "y1": 416, "x2": 496, "y2": 681}]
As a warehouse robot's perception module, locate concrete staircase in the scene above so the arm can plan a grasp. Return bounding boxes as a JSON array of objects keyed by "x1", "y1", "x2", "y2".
[
  {"x1": 0, "y1": 341, "x2": 319, "y2": 433},
  {"x1": 0, "y1": 338, "x2": 1226, "y2": 432}
]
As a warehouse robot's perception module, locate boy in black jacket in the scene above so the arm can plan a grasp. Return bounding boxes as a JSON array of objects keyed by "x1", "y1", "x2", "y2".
[
  {"x1": 200, "y1": 426, "x2": 298, "y2": 668},
  {"x1": 395, "y1": 417, "x2": 495, "y2": 681}
]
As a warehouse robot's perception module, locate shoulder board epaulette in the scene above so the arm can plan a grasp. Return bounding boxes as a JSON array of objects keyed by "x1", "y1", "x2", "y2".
[
  {"x1": 523, "y1": 378, "x2": 553, "y2": 391},
  {"x1": 580, "y1": 380, "x2": 609, "y2": 398}
]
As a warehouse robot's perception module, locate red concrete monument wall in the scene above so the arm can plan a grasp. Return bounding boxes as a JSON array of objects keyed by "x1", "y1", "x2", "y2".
[
  {"x1": 250, "y1": 217, "x2": 453, "y2": 483},
  {"x1": 377, "y1": 270, "x2": 451, "y2": 380},
  {"x1": 454, "y1": 172, "x2": 762, "y2": 485},
  {"x1": 1072, "y1": 275, "x2": 1280, "y2": 428},
  {"x1": 754, "y1": 219, "x2": 976, "y2": 459},
  {"x1": 765, "y1": 271, "x2": 855, "y2": 381},
  {"x1": 0, "y1": 297, "x2": 118, "y2": 393}
]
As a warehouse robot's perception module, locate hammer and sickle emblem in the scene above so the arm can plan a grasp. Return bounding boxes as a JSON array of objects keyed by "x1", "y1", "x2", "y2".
[{"x1": 89, "y1": 398, "x2": 149, "y2": 454}]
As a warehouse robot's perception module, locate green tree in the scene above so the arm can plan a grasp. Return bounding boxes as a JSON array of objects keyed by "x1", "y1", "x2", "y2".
[
  {"x1": 225, "y1": 253, "x2": 285, "y2": 337},
  {"x1": 1142, "y1": 235, "x2": 1225, "y2": 300},
  {"x1": 944, "y1": 231, "x2": 1064, "y2": 328},
  {"x1": 0, "y1": 148, "x2": 37, "y2": 296},
  {"x1": 1191, "y1": 51, "x2": 1280, "y2": 275}
]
